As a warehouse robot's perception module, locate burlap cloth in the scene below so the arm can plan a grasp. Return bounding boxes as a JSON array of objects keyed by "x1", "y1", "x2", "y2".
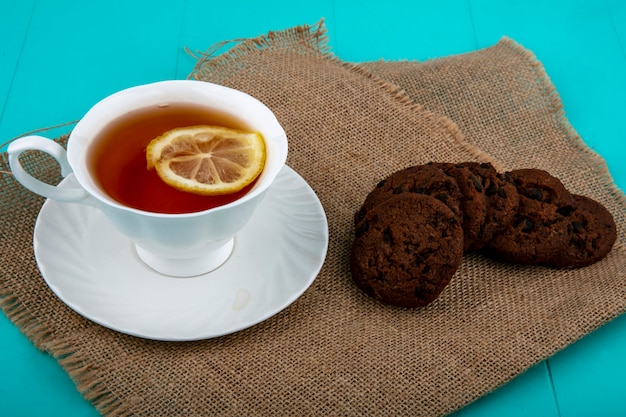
[{"x1": 1, "y1": 21, "x2": 625, "y2": 416}]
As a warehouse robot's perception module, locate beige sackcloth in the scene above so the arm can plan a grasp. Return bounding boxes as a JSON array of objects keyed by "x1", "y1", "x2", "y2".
[{"x1": 1, "y1": 20, "x2": 625, "y2": 416}]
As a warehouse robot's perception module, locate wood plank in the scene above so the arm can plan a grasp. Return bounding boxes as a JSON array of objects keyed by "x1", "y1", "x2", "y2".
[
  {"x1": 177, "y1": 0, "x2": 335, "y2": 79},
  {"x1": 1, "y1": 1, "x2": 624, "y2": 416},
  {"x1": 0, "y1": 2, "x2": 36, "y2": 129},
  {"x1": 0, "y1": 0, "x2": 184, "y2": 143},
  {"x1": 549, "y1": 315, "x2": 626, "y2": 417},
  {"x1": 469, "y1": 0, "x2": 626, "y2": 190},
  {"x1": 331, "y1": 3, "x2": 557, "y2": 414},
  {"x1": 0, "y1": 318, "x2": 98, "y2": 417},
  {"x1": 451, "y1": 362, "x2": 559, "y2": 417},
  {"x1": 469, "y1": 1, "x2": 626, "y2": 415},
  {"x1": 606, "y1": 0, "x2": 626, "y2": 57},
  {"x1": 333, "y1": 0, "x2": 477, "y2": 62},
  {"x1": 0, "y1": 2, "x2": 184, "y2": 415}
]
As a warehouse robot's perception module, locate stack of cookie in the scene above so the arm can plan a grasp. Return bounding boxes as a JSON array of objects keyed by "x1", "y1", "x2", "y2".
[{"x1": 350, "y1": 163, "x2": 617, "y2": 308}]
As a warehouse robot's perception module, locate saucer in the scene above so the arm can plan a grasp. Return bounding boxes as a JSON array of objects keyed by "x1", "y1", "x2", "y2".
[{"x1": 33, "y1": 166, "x2": 328, "y2": 341}]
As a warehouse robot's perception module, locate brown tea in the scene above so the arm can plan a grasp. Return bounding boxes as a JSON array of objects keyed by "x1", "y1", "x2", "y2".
[{"x1": 88, "y1": 103, "x2": 256, "y2": 214}]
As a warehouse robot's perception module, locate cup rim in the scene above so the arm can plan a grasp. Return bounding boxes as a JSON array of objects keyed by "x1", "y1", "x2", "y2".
[{"x1": 66, "y1": 80, "x2": 288, "y2": 218}]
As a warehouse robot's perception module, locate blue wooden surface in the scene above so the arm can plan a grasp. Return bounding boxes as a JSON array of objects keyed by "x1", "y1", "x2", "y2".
[{"x1": 1, "y1": 1, "x2": 625, "y2": 416}]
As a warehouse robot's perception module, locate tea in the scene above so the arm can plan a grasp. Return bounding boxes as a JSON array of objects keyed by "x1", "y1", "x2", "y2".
[{"x1": 89, "y1": 103, "x2": 257, "y2": 214}]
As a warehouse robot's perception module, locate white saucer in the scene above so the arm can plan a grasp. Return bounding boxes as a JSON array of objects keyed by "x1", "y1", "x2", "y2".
[{"x1": 33, "y1": 166, "x2": 328, "y2": 341}]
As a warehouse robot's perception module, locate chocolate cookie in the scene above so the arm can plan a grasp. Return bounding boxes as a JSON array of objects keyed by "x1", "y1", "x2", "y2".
[
  {"x1": 487, "y1": 195, "x2": 570, "y2": 265},
  {"x1": 487, "y1": 168, "x2": 579, "y2": 265},
  {"x1": 354, "y1": 164, "x2": 463, "y2": 226},
  {"x1": 549, "y1": 194, "x2": 617, "y2": 268},
  {"x1": 429, "y1": 162, "x2": 488, "y2": 252},
  {"x1": 350, "y1": 193, "x2": 463, "y2": 308},
  {"x1": 461, "y1": 162, "x2": 520, "y2": 249},
  {"x1": 508, "y1": 168, "x2": 576, "y2": 211}
]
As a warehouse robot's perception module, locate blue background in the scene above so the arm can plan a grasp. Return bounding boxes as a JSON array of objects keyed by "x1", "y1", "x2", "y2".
[{"x1": 1, "y1": 1, "x2": 625, "y2": 416}]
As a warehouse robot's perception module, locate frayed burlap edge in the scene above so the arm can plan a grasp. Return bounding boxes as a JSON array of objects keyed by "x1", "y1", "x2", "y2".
[
  {"x1": 0, "y1": 135, "x2": 132, "y2": 416},
  {"x1": 190, "y1": 21, "x2": 626, "y2": 414},
  {"x1": 188, "y1": 19, "x2": 501, "y2": 172},
  {"x1": 499, "y1": 36, "x2": 626, "y2": 251},
  {"x1": 359, "y1": 36, "x2": 626, "y2": 409},
  {"x1": 2, "y1": 21, "x2": 625, "y2": 417},
  {"x1": 0, "y1": 22, "x2": 499, "y2": 416}
]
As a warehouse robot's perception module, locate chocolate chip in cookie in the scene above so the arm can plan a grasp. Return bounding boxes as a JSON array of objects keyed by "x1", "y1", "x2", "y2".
[
  {"x1": 354, "y1": 164, "x2": 463, "y2": 227},
  {"x1": 350, "y1": 193, "x2": 463, "y2": 308},
  {"x1": 486, "y1": 168, "x2": 577, "y2": 265},
  {"x1": 429, "y1": 162, "x2": 489, "y2": 252},
  {"x1": 549, "y1": 194, "x2": 617, "y2": 268},
  {"x1": 508, "y1": 168, "x2": 576, "y2": 211},
  {"x1": 463, "y1": 162, "x2": 520, "y2": 250}
]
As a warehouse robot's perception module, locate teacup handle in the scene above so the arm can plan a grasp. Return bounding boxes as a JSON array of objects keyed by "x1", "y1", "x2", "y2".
[{"x1": 8, "y1": 136, "x2": 89, "y2": 202}]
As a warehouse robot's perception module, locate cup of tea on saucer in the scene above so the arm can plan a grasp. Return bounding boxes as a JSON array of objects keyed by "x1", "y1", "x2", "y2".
[{"x1": 8, "y1": 80, "x2": 288, "y2": 277}]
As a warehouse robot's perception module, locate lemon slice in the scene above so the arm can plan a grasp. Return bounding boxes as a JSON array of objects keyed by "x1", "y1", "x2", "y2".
[{"x1": 146, "y1": 125, "x2": 266, "y2": 196}]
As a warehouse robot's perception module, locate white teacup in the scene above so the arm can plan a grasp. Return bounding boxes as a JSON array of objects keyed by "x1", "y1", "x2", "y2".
[{"x1": 8, "y1": 80, "x2": 288, "y2": 277}]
